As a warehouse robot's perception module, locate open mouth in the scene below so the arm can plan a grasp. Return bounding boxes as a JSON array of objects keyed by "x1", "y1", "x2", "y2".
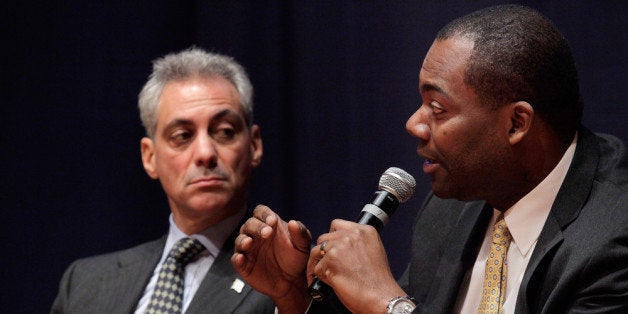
[
  {"x1": 418, "y1": 147, "x2": 439, "y2": 173},
  {"x1": 422, "y1": 158, "x2": 439, "y2": 175}
]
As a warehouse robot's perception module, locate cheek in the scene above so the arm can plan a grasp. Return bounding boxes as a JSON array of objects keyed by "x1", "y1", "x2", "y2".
[
  {"x1": 221, "y1": 146, "x2": 253, "y2": 173},
  {"x1": 434, "y1": 118, "x2": 495, "y2": 165},
  {"x1": 431, "y1": 120, "x2": 466, "y2": 152},
  {"x1": 458, "y1": 127, "x2": 506, "y2": 170},
  {"x1": 155, "y1": 151, "x2": 189, "y2": 179}
]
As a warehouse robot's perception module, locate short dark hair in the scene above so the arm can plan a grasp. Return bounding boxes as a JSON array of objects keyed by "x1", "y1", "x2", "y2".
[{"x1": 437, "y1": 4, "x2": 582, "y2": 144}]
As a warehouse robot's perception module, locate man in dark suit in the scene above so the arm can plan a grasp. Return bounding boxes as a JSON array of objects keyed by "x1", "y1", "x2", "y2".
[
  {"x1": 231, "y1": 5, "x2": 628, "y2": 314},
  {"x1": 52, "y1": 48, "x2": 275, "y2": 313}
]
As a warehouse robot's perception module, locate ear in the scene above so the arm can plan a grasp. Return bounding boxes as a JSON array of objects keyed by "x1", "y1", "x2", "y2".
[
  {"x1": 249, "y1": 124, "x2": 263, "y2": 168},
  {"x1": 140, "y1": 137, "x2": 159, "y2": 179},
  {"x1": 507, "y1": 101, "x2": 534, "y2": 145}
]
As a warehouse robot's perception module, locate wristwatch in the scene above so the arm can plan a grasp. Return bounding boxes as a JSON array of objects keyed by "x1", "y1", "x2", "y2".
[{"x1": 386, "y1": 296, "x2": 416, "y2": 314}]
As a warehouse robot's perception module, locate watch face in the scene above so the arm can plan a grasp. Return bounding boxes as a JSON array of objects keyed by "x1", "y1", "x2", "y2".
[
  {"x1": 398, "y1": 302, "x2": 414, "y2": 313},
  {"x1": 388, "y1": 298, "x2": 416, "y2": 314},
  {"x1": 395, "y1": 301, "x2": 414, "y2": 314}
]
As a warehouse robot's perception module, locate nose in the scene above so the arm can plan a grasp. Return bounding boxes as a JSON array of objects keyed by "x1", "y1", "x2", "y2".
[
  {"x1": 194, "y1": 133, "x2": 218, "y2": 168},
  {"x1": 405, "y1": 105, "x2": 431, "y2": 142}
]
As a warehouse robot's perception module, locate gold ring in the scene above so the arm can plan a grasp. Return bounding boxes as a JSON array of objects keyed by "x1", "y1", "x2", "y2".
[{"x1": 320, "y1": 241, "x2": 328, "y2": 256}]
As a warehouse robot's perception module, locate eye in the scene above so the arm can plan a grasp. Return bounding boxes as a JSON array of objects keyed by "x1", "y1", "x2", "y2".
[
  {"x1": 169, "y1": 129, "x2": 193, "y2": 146},
  {"x1": 429, "y1": 101, "x2": 445, "y2": 114},
  {"x1": 211, "y1": 123, "x2": 238, "y2": 143},
  {"x1": 216, "y1": 127, "x2": 236, "y2": 139}
]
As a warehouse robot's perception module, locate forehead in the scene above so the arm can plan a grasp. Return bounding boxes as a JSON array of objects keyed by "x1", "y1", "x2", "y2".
[
  {"x1": 157, "y1": 76, "x2": 244, "y2": 121},
  {"x1": 419, "y1": 37, "x2": 474, "y2": 94}
]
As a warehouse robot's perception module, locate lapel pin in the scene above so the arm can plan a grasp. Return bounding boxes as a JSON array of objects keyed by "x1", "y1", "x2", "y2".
[{"x1": 230, "y1": 278, "x2": 245, "y2": 293}]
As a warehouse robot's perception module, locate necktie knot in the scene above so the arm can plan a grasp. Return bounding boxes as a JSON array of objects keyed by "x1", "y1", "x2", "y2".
[
  {"x1": 491, "y1": 216, "x2": 512, "y2": 247},
  {"x1": 168, "y1": 237, "x2": 206, "y2": 266}
]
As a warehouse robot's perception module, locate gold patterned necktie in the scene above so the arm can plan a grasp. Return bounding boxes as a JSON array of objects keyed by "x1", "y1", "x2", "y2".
[
  {"x1": 477, "y1": 214, "x2": 512, "y2": 314},
  {"x1": 146, "y1": 237, "x2": 205, "y2": 314}
]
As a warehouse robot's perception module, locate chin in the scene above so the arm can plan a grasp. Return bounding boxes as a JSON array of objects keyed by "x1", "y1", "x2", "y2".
[
  {"x1": 431, "y1": 183, "x2": 467, "y2": 201},
  {"x1": 431, "y1": 180, "x2": 451, "y2": 198},
  {"x1": 432, "y1": 189, "x2": 455, "y2": 200},
  {"x1": 182, "y1": 194, "x2": 229, "y2": 213},
  {"x1": 196, "y1": 199, "x2": 230, "y2": 212},
  {"x1": 434, "y1": 188, "x2": 485, "y2": 203}
]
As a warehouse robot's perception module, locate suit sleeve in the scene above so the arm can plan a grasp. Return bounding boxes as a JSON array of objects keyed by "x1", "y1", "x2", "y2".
[{"x1": 50, "y1": 260, "x2": 79, "y2": 314}]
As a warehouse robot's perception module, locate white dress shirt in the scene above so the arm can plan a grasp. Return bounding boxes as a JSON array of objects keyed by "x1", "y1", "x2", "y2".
[
  {"x1": 455, "y1": 135, "x2": 577, "y2": 313},
  {"x1": 135, "y1": 208, "x2": 245, "y2": 313}
]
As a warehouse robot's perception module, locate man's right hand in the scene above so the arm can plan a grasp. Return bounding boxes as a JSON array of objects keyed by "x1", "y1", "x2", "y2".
[{"x1": 231, "y1": 205, "x2": 313, "y2": 313}]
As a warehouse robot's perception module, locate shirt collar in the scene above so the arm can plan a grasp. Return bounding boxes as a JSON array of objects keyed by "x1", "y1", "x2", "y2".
[
  {"x1": 166, "y1": 207, "x2": 245, "y2": 259},
  {"x1": 502, "y1": 133, "x2": 578, "y2": 256}
]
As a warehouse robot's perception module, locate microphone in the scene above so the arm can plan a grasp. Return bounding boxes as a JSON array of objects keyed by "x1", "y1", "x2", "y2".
[{"x1": 308, "y1": 167, "x2": 416, "y2": 302}]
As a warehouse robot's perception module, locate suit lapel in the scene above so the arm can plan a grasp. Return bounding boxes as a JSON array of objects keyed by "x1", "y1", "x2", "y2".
[
  {"x1": 101, "y1": 237, "x2": 165, "y2": 313},
  {"x1": 516, "y1": 128, "x2": 600, "y2": 313},
  {"x1": 423, "y1": 201, "x2": 492, "y2": 313},
  {"x1": 185, "y1": 228, "x2": 257, "y2": 313},
  {"x1": 186, "y1": 250, "x2": 256, "y2": 313}
]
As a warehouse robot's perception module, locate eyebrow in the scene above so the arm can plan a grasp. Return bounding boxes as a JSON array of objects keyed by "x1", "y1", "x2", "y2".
[
  {"x1": 163, "y1": 118, "x2": 193, "y2": 132},
  {"x1": 419, "y1": 82, "x2": 447, "y2": 96},
  {"x1": 162, "y1": 109, "x2": 244, "y2": 133},
  {"x1": 211, "y1": 109, "x2": 241, "y2": 122}
]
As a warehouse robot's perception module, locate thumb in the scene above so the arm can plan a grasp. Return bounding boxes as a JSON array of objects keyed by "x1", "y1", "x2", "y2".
[{"x1": 288, "y1": 220, "x2": 312, "y2": 254}]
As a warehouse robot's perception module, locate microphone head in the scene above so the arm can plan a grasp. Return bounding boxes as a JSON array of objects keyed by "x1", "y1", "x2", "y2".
[{"x1": 379, "y1": 167, "x2": 416, "y2": 203}]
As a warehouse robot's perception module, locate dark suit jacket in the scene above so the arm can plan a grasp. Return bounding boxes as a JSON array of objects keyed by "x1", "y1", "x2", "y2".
[
  {"x1": 311, "y1": 128, "x2": 628, "y2": 313},
  {"x1": 398, "y1": 128, "x2": 628, "y2": 313},
  {"x1": 51, "y1": 230, "x2": 275, "y2": 313}
]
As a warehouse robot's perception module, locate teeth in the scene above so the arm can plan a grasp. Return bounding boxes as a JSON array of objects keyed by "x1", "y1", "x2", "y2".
[{"x1": 424, "y1": 159, "x2": 432, "y2": 165}]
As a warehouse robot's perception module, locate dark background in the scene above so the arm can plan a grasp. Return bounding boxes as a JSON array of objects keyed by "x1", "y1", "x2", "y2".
[{"x1": 2, "y1": 1, "x2": 625, "y2": 312}]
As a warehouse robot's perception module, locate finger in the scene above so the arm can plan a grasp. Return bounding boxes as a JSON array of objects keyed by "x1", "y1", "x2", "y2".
[
  {"x1": 231, "y1": 251, "x2": 255, "y2": 276},
  {"x1": 308, "y1": 239, "x2": 334, "y2": 272},
  {"x1": 307, "y1": 246, "x2": 324, "y2": 285},
  {"x1": 234, "y1": 234, "x2": 252, "y2": 252},
  {"x1": 240, "y1": 216, "x2": 274, "y2": 239},
  {"x1": 287, "y1": 220, "x2": 312, "y2": 254},
  {"x1": 230, "y1": 252, "x2": 244, "y2": 269},
  {"x1": 319, "y1": 241, "x2": 328, "y2": 257},
  {"x1": 253, "y1": 204, "x2": 278, "y2": 227},
  {"x1": 312, "y1": 246, "x2": 331, "y2": 283},
  {"x1": 310, "y1": 241, "x2": 326, "y2": 258},
  {"x1": 329, "y1": 218, "x2": 357, "y2": 232},
  {"x1": 315, "y1": 233, "x2": 331, "y2": 246}
]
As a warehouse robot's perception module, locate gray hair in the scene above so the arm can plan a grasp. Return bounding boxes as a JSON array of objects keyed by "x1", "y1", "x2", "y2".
[{"x1": 138, "y1": 48, "x2": 254, "y2": 138}]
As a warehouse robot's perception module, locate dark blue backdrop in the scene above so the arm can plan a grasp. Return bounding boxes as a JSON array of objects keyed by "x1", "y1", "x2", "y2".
[{"x1": 2, "y1": 1, "x2": 626, "y2": 312}]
